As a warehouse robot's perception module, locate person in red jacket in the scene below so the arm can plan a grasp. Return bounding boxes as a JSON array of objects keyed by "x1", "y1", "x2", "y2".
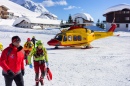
[{"x1": 0, "y1": 36, "x2": 25, "y2": 86}]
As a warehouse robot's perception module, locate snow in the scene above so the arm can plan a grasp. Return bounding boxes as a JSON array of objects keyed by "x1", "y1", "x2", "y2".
[
  {"x1": 10, "y1": 0, "x2": 49, "y2": 13},
  {"x1": 0, "y1": 0, "x2": 40, "y2": 17},
  {"x1": 0, "y1": 23, "x2": 130, "y2": 86},
  {"x1": 38, "y1": 12, "x2": 58, "y2": 20},
  {"x1": 104, "y1": 4, "x2": 130, "y2": 15},
  {"x1": 72, "y1": 13, "x2": 94, "y2": 22},
  {"x1": 0, "y1": 19, "x2": 15, "y2": 26}
]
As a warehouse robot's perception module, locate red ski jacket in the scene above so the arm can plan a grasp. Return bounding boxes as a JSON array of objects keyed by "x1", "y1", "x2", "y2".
[{"x1": 0, "y1": 44, "x2": 24, "y2": 74}]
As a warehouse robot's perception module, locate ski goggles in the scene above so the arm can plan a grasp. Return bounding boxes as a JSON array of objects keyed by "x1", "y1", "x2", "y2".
[{"x1": 12, "y1": 38, "x2": 21, "y2": 43}]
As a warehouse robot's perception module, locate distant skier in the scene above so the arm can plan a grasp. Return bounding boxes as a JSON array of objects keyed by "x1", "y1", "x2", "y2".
[
  {"x1": 31, "y1": 36, "x2": 38, "y2": 47},
  {"x1": 28, "y1": 40, "x2": 49, "y2": 86},
  {"x1": 23, "y1": 38, "x2": 34, "y2": 65},
  {"x1": 0, "y1": 36, "x2": 25, "y2": 86}
]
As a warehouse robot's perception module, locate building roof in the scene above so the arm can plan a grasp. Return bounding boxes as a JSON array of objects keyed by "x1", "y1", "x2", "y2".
[
  {"x1": 0, "y1": 5, "x2": 9, "y2": 10},
  {"x1": 72, "y1": 13, "x2": 94, "y2": 22},
  {"x1": 13, "y1": 17, "x2": 61, "y2": 25},
  {"x1": 103, "y1": 4, "x2": 130, "y2": 15}
]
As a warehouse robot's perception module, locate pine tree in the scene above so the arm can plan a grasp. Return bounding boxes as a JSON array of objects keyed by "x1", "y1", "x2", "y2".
[
  {"x1": 96, "y1": 19, "x2": 100, "y2": 27},
  {"x1": 100, "y1": 22, "x2": 105, "y2": 29},
  {"x1": 68, "y1": 14, "x2": 73, "y2": 23},
  {"x1": 60, "y1": 20, "x2": 63, "y2": 25}
]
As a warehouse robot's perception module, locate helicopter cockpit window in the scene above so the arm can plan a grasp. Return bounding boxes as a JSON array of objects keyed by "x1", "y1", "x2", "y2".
[
  {"x1": 63, "y1": 35, "x2": 67, "y2": 41},
  {"x1": 77, "y1": 35, "x2": 82, "y2": 41},
  {"x1": 55, "y1": 34, "x2": 63, "y2": 41},
  {"x1": 68, "y1": 35, "x2": 72, "y2": 41}
]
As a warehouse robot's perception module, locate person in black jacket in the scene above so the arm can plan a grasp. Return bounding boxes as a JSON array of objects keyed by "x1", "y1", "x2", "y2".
[{"x1": 31, "y1": 36, "x2": 37, "y2": 47}]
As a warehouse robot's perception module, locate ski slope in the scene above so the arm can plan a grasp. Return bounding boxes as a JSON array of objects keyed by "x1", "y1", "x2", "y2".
[{"x1": 0, "y1": 26, "x2": 130, "y2": 86}]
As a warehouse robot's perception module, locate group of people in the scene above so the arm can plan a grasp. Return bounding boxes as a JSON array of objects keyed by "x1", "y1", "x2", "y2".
[{"x1": 0, "y1": 36, "x2": 49, "y2": 86}]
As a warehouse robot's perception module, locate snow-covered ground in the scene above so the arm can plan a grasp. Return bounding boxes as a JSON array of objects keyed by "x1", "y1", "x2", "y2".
[{"x1": 0, "y1": 25, "x2": 130, "y2": 86}]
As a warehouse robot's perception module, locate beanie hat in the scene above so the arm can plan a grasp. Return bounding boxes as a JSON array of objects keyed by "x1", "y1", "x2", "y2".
[
  {"x1": 36, "y1": 40, "x2": 42, "y2": 46},
  {"x1": 12, "y1": 36, "x2": 21, "y2": 43},
  {"x1": 27, "y1": 38, "x2": 31, "y2": 41},
  {"x1": 32, "y1": 36, "x2": 35, "y2": 38}
]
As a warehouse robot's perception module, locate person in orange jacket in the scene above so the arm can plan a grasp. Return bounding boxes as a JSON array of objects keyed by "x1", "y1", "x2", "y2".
[
  {"x1": 0, "y1": 36, "x2": 25, "y2": 86},
  {"x1": 23, "y1": 38, "x2": 34, "y2": 65}
]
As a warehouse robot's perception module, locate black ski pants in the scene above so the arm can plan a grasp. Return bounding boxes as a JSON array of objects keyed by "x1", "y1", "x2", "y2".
[{"x1": 4, "y1": 73, "x2": 24, "y2": 86}]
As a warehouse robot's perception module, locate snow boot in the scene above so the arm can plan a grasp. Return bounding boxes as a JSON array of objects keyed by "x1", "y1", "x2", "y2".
[
  {"x1": 35, "y1": 79, "x2": 39, "y2": 86},
  {"x1": 35, "y1": 82, "x2": 39, "y2": 86},
  {"x1": 40, "y1": 77, "x2": 44, "y2": 86}
]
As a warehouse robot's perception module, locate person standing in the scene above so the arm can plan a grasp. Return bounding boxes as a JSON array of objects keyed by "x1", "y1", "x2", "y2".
[
  {"x1": 28, "y1": 40, "x2": 49, "y2": 86},
  {"x1": 0, "y1": 36, "x2": 25, "y2": 86},
  {"x1": 24, "y1": 38, "x2": 34, "y2": 65},
  {"x1": 31, "y1": 36, "x2": 37, "y2": 47}
]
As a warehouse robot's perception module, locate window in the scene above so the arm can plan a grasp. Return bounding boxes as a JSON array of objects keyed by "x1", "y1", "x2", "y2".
[
  {"x1": 117, "y1": 24, "x2": 120, "y2": 28},
  {"x1": 73, "y1": 35, "x2": 77, "y2": 41},
  {"x1": 55, "y1": 34, "x2": 63, "y2": 41},
  {"x1": 126, "y1": 24, "x2": 129, "y2": 28},
  {"x1": 63, "y1": 35, "x2": 67, "y2": 41},
  {"x1": 125, "y1": 17, "x2": 130, "y2": 21},
  {"x1": 68, "y1": 35, "x2": 72, "y2": 41},
  {"x1": 77, "y1": 35, "x2": 82, "y2": 41},
  {"x1": 123, "y1": 11, "x2": 126, "y2": 14},
  {"x1": 126, "y1": 11, "x2": 130, "y2": 14}
]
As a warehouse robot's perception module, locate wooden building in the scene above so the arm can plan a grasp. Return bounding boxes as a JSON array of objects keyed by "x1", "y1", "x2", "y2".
[
  {"x1": 0, "y1": 5, "x2": 9, "y2": 19},
  {"x1": 103, "y1": 4, "x2": 130, "y2": 31},
  {"x1": 0, "y1": 5, "x2": 14, "y2": 19}
]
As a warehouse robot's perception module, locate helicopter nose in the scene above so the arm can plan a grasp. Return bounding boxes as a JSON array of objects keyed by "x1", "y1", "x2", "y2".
[{"x1": 47, "y1": 39, "x2": 60, "y2": 46}]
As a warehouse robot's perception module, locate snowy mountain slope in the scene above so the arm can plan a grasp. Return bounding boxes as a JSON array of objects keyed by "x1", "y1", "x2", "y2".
[
  {"x1": 0, "y1": 0, "x2": 40, "y2": 17},
  {"x1": 10, "y1": 0, "x2": 58, "y2": 20},
  {"x1": 0, "y1": 25, "x2": 130, "y2": 86},
  {"x1": 10, "y1": 0, "x2": 49, "y2": 13}
]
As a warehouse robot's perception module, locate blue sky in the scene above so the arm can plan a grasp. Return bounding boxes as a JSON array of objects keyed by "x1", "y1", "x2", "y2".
[{"x1": 32, "y1": 0, "x2": 130, "y2": 22}]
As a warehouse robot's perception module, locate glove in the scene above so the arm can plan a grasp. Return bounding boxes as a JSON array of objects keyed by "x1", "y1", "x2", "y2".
[
  {"x1": 46, "y1": 62, "x2": 49, "y2": 68},
  {"x1": 29, "y1": 64, "x2": 33, "y2": 68},
  {"x1": 46, "y1": 67, "x2": 49, "y2": 72},
  {"x1": 21, "y1": 70, "x2": 25, "y2": 76},
  {"x1": 7, "y1": 70, "x2": 15, "y2": 78}
]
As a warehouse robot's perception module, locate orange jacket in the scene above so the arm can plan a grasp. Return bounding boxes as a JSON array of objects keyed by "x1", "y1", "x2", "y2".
[{"x1": 0, "y1": 44, "x2": 24, "y2": 74}]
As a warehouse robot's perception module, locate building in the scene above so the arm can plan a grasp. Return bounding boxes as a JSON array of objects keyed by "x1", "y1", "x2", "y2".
[
  {"x1": 0, "y1": 5, "x2": 14, "y2": 19},
  {"x1": 13, "y1": 17, "x2": 61, "y2": 29},
  {"x1": 103, "y1": 4, "x2": 130, "y2": 31},
  {"x1": 0, "y1": 5, "x2": 9, "y2": 19},
  {"x1": 72, "y1": 13, "x2": 94, "y2": 26},
  {"x1": 38, "y1": 12, "x2": 58, "y2": 20},
  {"x1": 60, "y1": 13, "x2": 94, "y2": 28}
]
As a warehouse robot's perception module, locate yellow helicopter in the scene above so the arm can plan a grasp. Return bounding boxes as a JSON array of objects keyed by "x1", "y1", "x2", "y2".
[{"x1": 47, "y1": 23, "x2": 117, "y2": 49}]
